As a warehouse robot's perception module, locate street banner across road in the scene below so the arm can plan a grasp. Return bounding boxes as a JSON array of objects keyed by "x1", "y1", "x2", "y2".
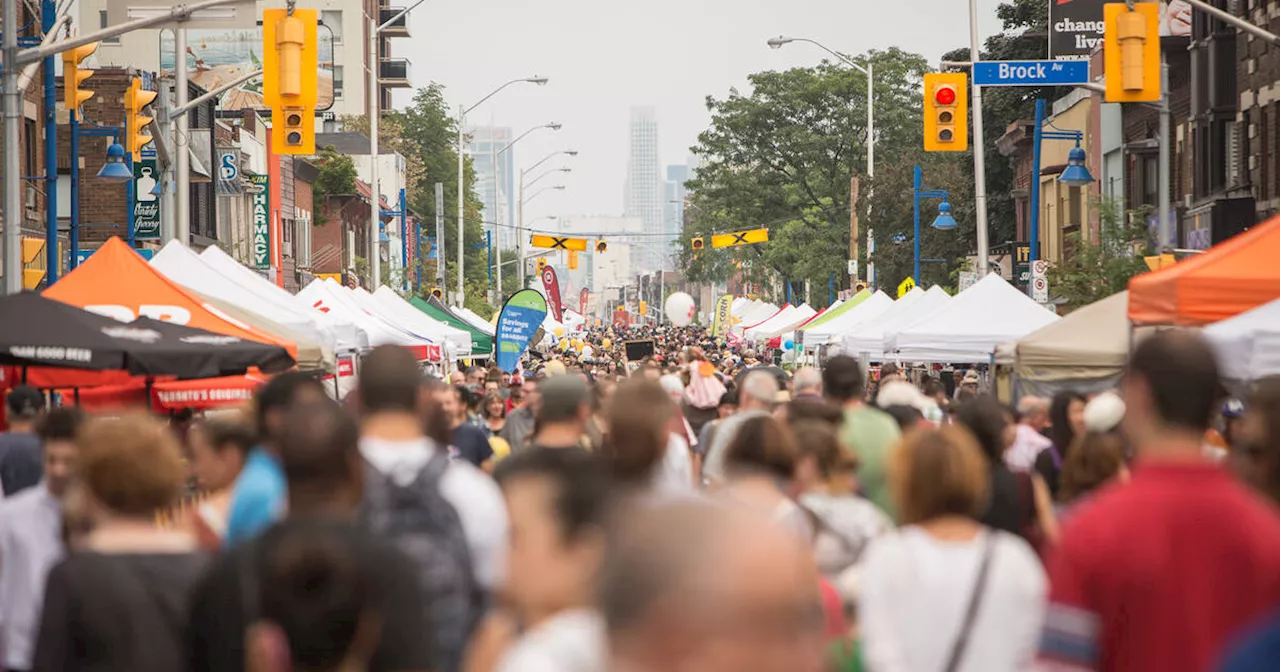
[
  {"x1": 495, "y1": 289, "x2": 548, "y2": 373},
  {"x1": 972, "y1": 60, "x2": 1090, "y2": 87}
]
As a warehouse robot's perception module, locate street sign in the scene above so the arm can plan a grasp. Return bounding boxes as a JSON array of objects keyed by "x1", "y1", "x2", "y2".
[
  {"x1": 972, "y1": 60, "x2": 1090, "y2": 87},
  {"x1": 132, "y1": 149, "x2": 160, "y2": 240},
  {"x1": 529, "y1": 235, "x2": 588, "y2": 251},
  {"x1": 1031, "y1": 260, "x2": 1049, "y2": 303},
  {"x1": 958, "y1": 271, "x2": 977, "y2": 292},
  {"x1": 847, "y1": 259, "x2": 857, "y2": 277},
  {"x1": 897, "y1": 276, "x2": 916, "y2": 298},
  {"x1": 711, "y1": 228, "x2": 769, "y2": 249}
]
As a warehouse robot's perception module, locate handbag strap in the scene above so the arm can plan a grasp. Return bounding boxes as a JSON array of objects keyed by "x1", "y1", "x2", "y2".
[{"x1": 941, "y1": 531, "x2": 997, "y2": 672}]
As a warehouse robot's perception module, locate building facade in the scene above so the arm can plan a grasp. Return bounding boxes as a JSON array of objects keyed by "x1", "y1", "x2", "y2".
[
  {"x1": 468, "y1": 126, "x2": 516, "y2": 250},
  {"x1": 624, "y1": 106, "x2": 662, "y2": 274}
]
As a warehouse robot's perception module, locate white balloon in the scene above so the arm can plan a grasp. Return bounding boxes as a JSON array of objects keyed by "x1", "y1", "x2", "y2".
[
  {"x1": 664, "y1": 292, "x2": 697, "y2": 327},
  {"x1": 582, "y1": 345, "x2": 595, "y2": 359}
]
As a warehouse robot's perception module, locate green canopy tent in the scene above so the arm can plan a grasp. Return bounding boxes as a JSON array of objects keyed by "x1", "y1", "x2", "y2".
[
  {"x1": 409, "y1": 296, "x2": 494, "y2": 356},
  {"x1": 799, "y1": 289, "x2": 871, "y2": 332}
]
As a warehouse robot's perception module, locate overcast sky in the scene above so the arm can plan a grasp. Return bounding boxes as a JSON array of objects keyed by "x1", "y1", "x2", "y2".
[{"x1": 394, "y1": 0, "x2": 1006, "y2": 227}]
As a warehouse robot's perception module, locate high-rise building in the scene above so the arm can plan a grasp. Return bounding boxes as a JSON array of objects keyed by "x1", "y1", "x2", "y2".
[
  {"x1": 468, "y1": 126, "x2": 517, "y2": 250},
  {"x1": 664, "y1": 164, "x2": 690, "y2": 252},
  {"x1": 624, "y1": 106, "x2": 663, "y2": 274}
]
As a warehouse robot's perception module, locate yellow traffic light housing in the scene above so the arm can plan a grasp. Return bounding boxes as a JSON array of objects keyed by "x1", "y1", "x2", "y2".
[
  {"x1": 595, "y1": 240, "x2": 607, "y2": 253},
  {"x1": 431, "y1": 287, "x2": 443, "y2": 299},
  {"x1": 1104, "y1": 2, "x2": 1161, "y2": 103},
  {"x1": 263, "y1": 8, "x2": 318, "y2": 155},
  {"x1": 639, "y1": 300, "x2": 648, "y2": 316},
  {"x1": 63, "y1": 42, "x2": 99, "y2": 112},
  {"x1": 923, "y1": 73, "x2": 968, "y2": 152},
  {"x1": 124, "y1": 78, "x2": 157, "y2": 160},
  {"x1": 691, "y1": 237, "x2": 705, "y2": 250},
  {"x1": 854, "y1": 281, "x2": 868, "y2": 293},
  {"x1": 536, "y1": 257, "x2": 547, "y2": 275}
]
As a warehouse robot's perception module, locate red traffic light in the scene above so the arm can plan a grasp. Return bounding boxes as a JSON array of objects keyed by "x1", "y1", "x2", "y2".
[{"x1": 934, "y1": 86, "x2": 956, "y2": 105}]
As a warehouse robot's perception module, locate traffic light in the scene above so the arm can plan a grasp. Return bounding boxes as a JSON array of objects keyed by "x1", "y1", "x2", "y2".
[
  {"x1": 63, "y1": 42, "x2": 99, "y2": 112},
  {"x1": 431, "y1": 287, "x2": 443, "y2": 300},
  {"x1": 1104, "y1": 2, "x2": 1160, "y2": 103},
  {"x1": 595, "y1": 239, "x2": 607, "y2": 253},
  {"x1": 262, "y1": 8, "x2": 318, "y2": 155},
  {"x1": 854, "y1": 281, "x2": 867, "y2": 293},
  {"x1": 691, "y1": 237, "x2": 705, "y2": 250},
  {"x1": 124, "y1": 78, "x2": 157, "y2": 160},
  {"x1": 536, "y1": 257, "x2": 547, "y2": 275},
  {"x1": 923, "y1": 73, "x2": 968, "y2": 152}
]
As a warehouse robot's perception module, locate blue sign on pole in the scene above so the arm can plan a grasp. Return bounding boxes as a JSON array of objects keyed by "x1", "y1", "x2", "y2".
[{"x1": 972, "y1": 60, "x2": 1090, "y2": 87}]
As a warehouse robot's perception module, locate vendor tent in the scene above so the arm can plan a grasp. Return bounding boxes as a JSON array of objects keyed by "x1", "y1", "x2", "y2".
[
  {"x1": 892, "y1": 274, "x2": 1059, "y2": 363},
  {"x1": 357, "y1": 287, "x2": 472, "y2": 355},
  {"x1": 1204, "y1": 296, "x2": 1280, "y2": 381},
  {"x1": 800, "y1": 290, "x2": 871, "y2": 332},
  {"x1": 1011, "y1": 291, "x2": 1131, "y2": 373},
  {"x1": 1129, "y1": 214, "x2": 1280, "y2": 326},
  {"x1": 735, "y1": 303, "x2": 782, "y2": 333},
  {"x1": 298, "y1": 279, "x2": 440, "y2": 361},
  {"x1": 196, "y1": 291, "x2": 334, "y2": 372},
  {"x1": 745, "y1": 304, "x2": 802, "y2": 340},
  {"x1": 407, "y1": 294, "x2": 493, "y2": 355},
  {"x1": 152, "y1": 242, "x2": 339, "y2": 357},
  {"x1": 843, "y1": 286, "x2": 949, "y2": 359},
  {"x1": 454, "y1": 306, "x2": 497, "y2": 336},
  {"x1": 805, "y1": 292, "x2": 895, "y2": 346},
  {"x1": 730, "y1": 297, "x2": 755, "y2": 317},
  {"x1": 200, "y1": 245, "x2": 368, "y2": 351},
  {"x1": 761, "y1": 304, "x2": 819, "y2": 340}
]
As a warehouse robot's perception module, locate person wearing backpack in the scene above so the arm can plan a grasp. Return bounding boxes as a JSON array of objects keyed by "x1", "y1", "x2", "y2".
[{"x1": 356, "y1": 346, "x2": 509, "y2": 672}]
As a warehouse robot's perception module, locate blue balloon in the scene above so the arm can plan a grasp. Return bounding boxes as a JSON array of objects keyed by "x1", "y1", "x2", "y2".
[{"x1": 783, "y1": 340, "x2": 795, "y2": 350}]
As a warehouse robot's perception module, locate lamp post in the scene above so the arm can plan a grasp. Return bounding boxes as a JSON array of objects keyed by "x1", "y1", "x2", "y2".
[
  {"x1": 490, "y1": 130, "x2": 566, "y2": 303},
  {"x1": 768, "y1": 35, "x2": 874, "y2": 287},
  {"x1": 517, "y1": 183, "x2": 565, "y2": 286},
  {"x1": 1028, "y1": 98, "x2": 1093, "y2": 274},
  {"x1": 912, "y1": 166, "x2": 956, "y2": 286},
  {"x1": 367, "y1": 0, "x2": 433, "y2": 290},
  {"x1": 456, "y1": 77, "x2": 548, "y2": 306}
]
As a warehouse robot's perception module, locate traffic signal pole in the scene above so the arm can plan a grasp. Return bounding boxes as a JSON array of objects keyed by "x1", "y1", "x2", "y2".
[
  {"x1": 42, "y1": 0, "x2": 58, "y2": 283},
  {"x1": 968, "y1": 0, "x2": 991, "y2": 278}
]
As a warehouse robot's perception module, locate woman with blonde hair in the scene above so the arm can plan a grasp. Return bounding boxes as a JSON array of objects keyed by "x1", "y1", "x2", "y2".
[{"x1": 858, "y1": 426, "x2": 1047, "y2": 672}]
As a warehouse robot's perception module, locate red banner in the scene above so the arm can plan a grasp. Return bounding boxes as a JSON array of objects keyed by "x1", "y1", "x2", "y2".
[
  {"x1": 541, "y1": 266, "x2": 563, "y2": 322},
  {"x1": 579, "y1": 288, "x2": 589, "y2": 315},
  {"x1": 613, "y1": 310, "x2": 630, "y2": 328}
]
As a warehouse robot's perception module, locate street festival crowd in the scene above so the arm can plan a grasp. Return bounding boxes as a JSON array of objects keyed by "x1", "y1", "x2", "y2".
[{"x1": 2, "y1": 322, "x2": 1280, "y2": 672}]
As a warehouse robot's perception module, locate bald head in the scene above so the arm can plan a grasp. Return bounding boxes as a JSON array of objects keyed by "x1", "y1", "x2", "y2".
[
  {"x1": 741, "y1": 371, "x2": 780, "y2": 411},
  {"x1": 793, "y1": 367, "x2": 822, "y2": 397},
  {"x1": 1016, "y1": 395, "x2": 1050, "y2": 429},
  {"x1": 603, "y1": 502, "x2": 824, "y2": 672}
]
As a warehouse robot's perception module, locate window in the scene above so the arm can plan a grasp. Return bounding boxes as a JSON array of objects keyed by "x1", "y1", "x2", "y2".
[
  {"x1": 100, "y1": 11, "x2": 119, "y2": 44},
  {"x1": 332, "y1": 65, "x2": 344, "y2": 100},
  {"x1": 321, "y1": 10, "x2": 342, "y2": 43}
]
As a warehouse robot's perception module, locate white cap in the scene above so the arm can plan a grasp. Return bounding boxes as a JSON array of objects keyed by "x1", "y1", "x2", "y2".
[{"x1": 1084, "y1": 391, "x2": 1126, "y2": 433}]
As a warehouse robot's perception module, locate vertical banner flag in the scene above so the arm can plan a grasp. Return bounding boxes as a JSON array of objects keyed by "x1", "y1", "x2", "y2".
[
  {"x1": 712, "y1": 294, "x2": 732, "y2": 337},
  {"x1": 540, "y1": 265, "x2": 564, "y2": 322},
  {"x1": 579, "y1": 288, "x2": 589, "y2": 315},
  {"x1": 496, "y1": 289, "x2": 549, "y2": 373},
  {"x1": 249, "y1": 174, "x2": 270, "y2": 269}
]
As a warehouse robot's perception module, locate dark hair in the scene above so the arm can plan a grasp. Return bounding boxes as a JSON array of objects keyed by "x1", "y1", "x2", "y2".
[
  {"x1": 197, "y1": 413, "x2": 256, "y2": 458},
  {"x1": 38, "y1": 407, "x2": 84, "y2": 442},
  {"x1": 719, "y1": 388, "x2": 739, "y2": 407},
  {"x1": 723, "y1": 415, "x2": 797, "y2": 480},
  {"x1": 921, "y1": 378, "x2": 944, "y2": 398},
  {"x1": 1127, "y1": 331, "x2": 1221, "y2": 434},
  {"x1": 255, "y1": 371, "x2": 326, "y2": 438},
  {"x1": 481, "y1": 392, "x2": 507, "y2": 420},
  {"x1": 786, "y1": 398, "x2": 843, "y2": 427},
  {"x1": 953, "y1": 396, "x2": 1009, "y2": 463},
  {"x1": 790, "y1": 420, "x2": 854, "y2": 478},
  {"x1": 1048, "y1": 391, "x2": 1087, "y2": 456},
  {"x1": 358, "y1": 346, "x2": 422, "y2": 414},
  {"x1": 883, "y1": 404, "x2": 924, "y2": 433},
  {"x1": 277, "y1": 400, "x2": 361, "y2": 496},
  {"x1": 602, "y1": 379, "x2": 673, "y2": 485},
  {"x1": 495, "y1": 447, "x2": 613, "y2": 542},
  {"x1": 259, "y1": 522, "x2": 374, "y2": 671},
  {"x1": 1058, "y1": 432, "x2": 1128, "y2": 503},
  {"x1": 822, "y1": 356, "x2": 865, "y2": 403}
]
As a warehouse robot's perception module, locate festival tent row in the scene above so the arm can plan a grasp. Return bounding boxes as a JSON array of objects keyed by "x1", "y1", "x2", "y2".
[
  {"x1": 805, "y1": 292, "x2": 895, "y2": 347},
  {"x1": 799, "y1": 290, "x2": 871, "y2": 333},
  {"x1": 298, "y1": 279, "x2": 443, "y2": 362},
  {"x1": 993, "y1": 291, "x2": 1134, "y2": 396},
  {"x1": 745, "y1": 304, "x2": 805, "y2": 341},
  {"x1": 407, "y1": 295, "x2": 493, "y2": 356},
  {"x1": 839, "y1": 286, "x2": 949, "y2": 358},
  {"x1": 733, "y1": 302, "x2": 782, "y2": 334},
  {"x1": 455, "y1": 306, "x2": 497, "y2": 337}
]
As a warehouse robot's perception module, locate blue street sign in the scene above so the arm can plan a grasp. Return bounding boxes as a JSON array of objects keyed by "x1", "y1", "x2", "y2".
[{"x1": 972, "y1": 60, "x2": 1090, "y2": 87}]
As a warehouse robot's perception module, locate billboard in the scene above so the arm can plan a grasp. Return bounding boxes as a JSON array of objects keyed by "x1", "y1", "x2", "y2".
[
  {"x1": 1049, "y1": 0, "x2": 1191, "y2": 60},
  {"x1": 158, "y1": 24, "x2": 336, "y2": 112}
]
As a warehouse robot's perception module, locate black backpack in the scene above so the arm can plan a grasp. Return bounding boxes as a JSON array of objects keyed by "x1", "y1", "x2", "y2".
[{"x1": 359, "y1": 450, "x2": 481, "y2": 672}]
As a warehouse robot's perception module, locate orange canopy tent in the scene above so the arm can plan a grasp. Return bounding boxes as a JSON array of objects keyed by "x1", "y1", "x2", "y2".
[
  {"x1": 1128, "y1": 215, "x2": 1280, "y2": 326},
  {"x1": 24, "y1": 237, "x2": 294, "y2": 388},
  {"x1": 69, "y1": 374, "x2": 266, "y2": 413}
]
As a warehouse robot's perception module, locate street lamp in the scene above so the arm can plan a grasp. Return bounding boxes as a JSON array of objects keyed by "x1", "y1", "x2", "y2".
[
  {"x1": 912, "y1": 166, "x2": 956, "y2": 285},
  {"x1": 96, "y1": 143, "x2": 132, "y2": 182},
  {"x1": 517, "y1": 152, "x2": 576, "y2": 287},
  {"x1": 768, "y1": 35, "x2": 875, "y2": 289},
  {"x1": 526, "y1": 167, "x2": 571, "y2": 189},
  {"x1": 490, "y1": 126, "x2": 563, "y2": 302},
  {"x1": 455, "y1": 77, "x2": 548, "y2": 306},
  {"x1": 1058, "y1": 144, "x2": 1095, "y2": 187},
  {"x1": 1028, "y1": 97, "x2": 1093, "y2": 268}
]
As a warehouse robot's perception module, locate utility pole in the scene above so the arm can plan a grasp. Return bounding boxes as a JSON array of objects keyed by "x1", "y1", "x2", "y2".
[
  {"x1": 1158, "y1": 54, "x2": 1172, "y2": 251},
  {"x1": 175, "y1": 28, "x2": 190, "y2": 244},
  {"x1": 968, "y1": 0, "x2": 991, "y2": 277},
  {"x1": 492, "y1": 135, "x2": 502, "y2": 302},
  {"x1": 456, "y1": 104, "x2": 465, "y2": 306},
  {"x1": 435, "y1": 181, "x2": 444, "y2": 293},
  {"x1": 368, "y1": 14, "x2": 380, "y2": 288}
]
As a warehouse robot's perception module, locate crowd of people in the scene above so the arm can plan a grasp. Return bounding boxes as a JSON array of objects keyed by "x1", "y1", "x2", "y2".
[{"x1": 0, "y1": 323, "x2": 1279, "y2": 671}]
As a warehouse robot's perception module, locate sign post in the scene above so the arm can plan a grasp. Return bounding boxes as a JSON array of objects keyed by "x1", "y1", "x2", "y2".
[{"x1": 1031, "y1": 259, "x2": 1050, "y2": 304}]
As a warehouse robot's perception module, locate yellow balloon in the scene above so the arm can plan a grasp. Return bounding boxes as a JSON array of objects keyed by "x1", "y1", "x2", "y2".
[
  {"x1": 560, "y1": 339, "x2": 570, "y2": 351},
  {"x1": 575, "y1": 340, "x2": 585, "y2": 352},
  {"x1": 602, "y1": 338, "x2": 612, "y2": 349},
  {"x1": 554, "y1": 326, "x2": 565, "y2": 337}
]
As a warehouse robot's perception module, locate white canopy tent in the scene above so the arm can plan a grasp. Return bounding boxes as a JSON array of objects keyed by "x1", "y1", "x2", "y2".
[
  {"x1": 762, "y1": 304, "x2": 819, "y2": 340},
  {"x1": 734, "y1": 303, "x2": 781, "y2": 333},
  {"x1": 730, "y1": 297, "x2": 755, "y2": 317},
  {"x1": 152, "y1": 241, "x2": 340, "y2": 352},
  {"x1": 804, "y1": 291, "x2": 895, "y2": 346},
  {"x1": 840, "y1": 286, "x2": 942, "y2": 358},
  {"x1": 297, "y1": 279, "x2": 436, "y2": 358},
  {"x1": 365, "y1": 287, "x2": 473, "y2": 355},
  {"x1": 891, "y1": 274, "x2": 1059, "y2": 363},
  {"x1": 744, "y1": 304, "x2": 801, "y2": 341},
  {"x1": 199, "y1": 245, "x2": 368, "y2": 351},
  {"x1": 1204, "y1": 296, "x2": 1280, "y2": 381},
  {"x1": 454, "y1": 306, "x2": 497, "y2": 336}
]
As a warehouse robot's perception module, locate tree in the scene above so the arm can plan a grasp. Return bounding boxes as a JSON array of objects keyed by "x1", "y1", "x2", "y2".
[
  {"x1": 309, "y1": 146, "x2": 357, "y2": 226},
  {"x1": 1046, "y1": 197, "x2": 1149, "y2": 310}
]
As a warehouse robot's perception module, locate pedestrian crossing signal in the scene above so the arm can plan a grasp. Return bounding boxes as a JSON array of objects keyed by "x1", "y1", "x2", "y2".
[
  {"x1": 691, "y1": 237, "x2": 705, "y2": 250},
  {"x1": 595, "y1": 240, "x2": 607, "y2": 253}
]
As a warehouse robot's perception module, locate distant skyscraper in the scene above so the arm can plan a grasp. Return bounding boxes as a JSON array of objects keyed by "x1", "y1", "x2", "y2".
[
  {"x1": 468, "y1": 126, "x2": 517, "y2": 250},
  {"x1": 625, "y1": 106, "x2": 662, "y2": 274},
  {"x1": 664, "y1": 164, "x2": 690, "y2": 259}
]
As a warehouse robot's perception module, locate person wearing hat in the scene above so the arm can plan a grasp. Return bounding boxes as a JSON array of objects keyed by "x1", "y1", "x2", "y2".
[{"x1": 0, "y1": 386, "x2": 47, "y2": 496}]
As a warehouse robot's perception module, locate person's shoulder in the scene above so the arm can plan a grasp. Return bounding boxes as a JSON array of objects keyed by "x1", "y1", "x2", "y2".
[
  {"x1": 0, "y1": 483, "x2": 45, "y2": 512},
  {"x1": 990, "y1": 530, "x2": 1047, "y2": 581},
  {"x1": 442, "y1": 457, "x2": 503, "y2": 499}
]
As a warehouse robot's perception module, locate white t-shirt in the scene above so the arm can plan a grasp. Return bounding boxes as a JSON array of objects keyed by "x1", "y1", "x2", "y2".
[
  {"x1": 800, "y1": 492, "x2": 892, "y2": 580},
  {"x1": 651, "y1": 434, "x2": 694, "y2": 497},
  {"x1": 359, "y1": 436, "x2": 509, "y2": 590},
  {"x1": 494, "y1": 609, "x2": 606, "y2": 672},
  {"x1": 858, "y1": 527, "x2": 1046, "y2": 672}
]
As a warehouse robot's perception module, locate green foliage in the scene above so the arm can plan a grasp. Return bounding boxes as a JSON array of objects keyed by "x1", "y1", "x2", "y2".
[
  {"x1": 310, "y1": 146, "x2": 357, "y2": 225},
  {"x1": 1045, "y1": 197, "x2": 1150, "y2": 311}
]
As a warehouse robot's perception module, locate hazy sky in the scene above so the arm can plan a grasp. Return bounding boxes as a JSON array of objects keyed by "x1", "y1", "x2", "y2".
[{"x1": 394, "y1": 0, "x2": 1006, "y2": 227}]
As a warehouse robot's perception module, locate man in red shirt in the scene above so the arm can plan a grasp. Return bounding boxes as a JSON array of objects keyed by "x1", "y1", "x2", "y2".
[{"x1": 1039, "y1": 331, "x2": 1280, "y2": 672}]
